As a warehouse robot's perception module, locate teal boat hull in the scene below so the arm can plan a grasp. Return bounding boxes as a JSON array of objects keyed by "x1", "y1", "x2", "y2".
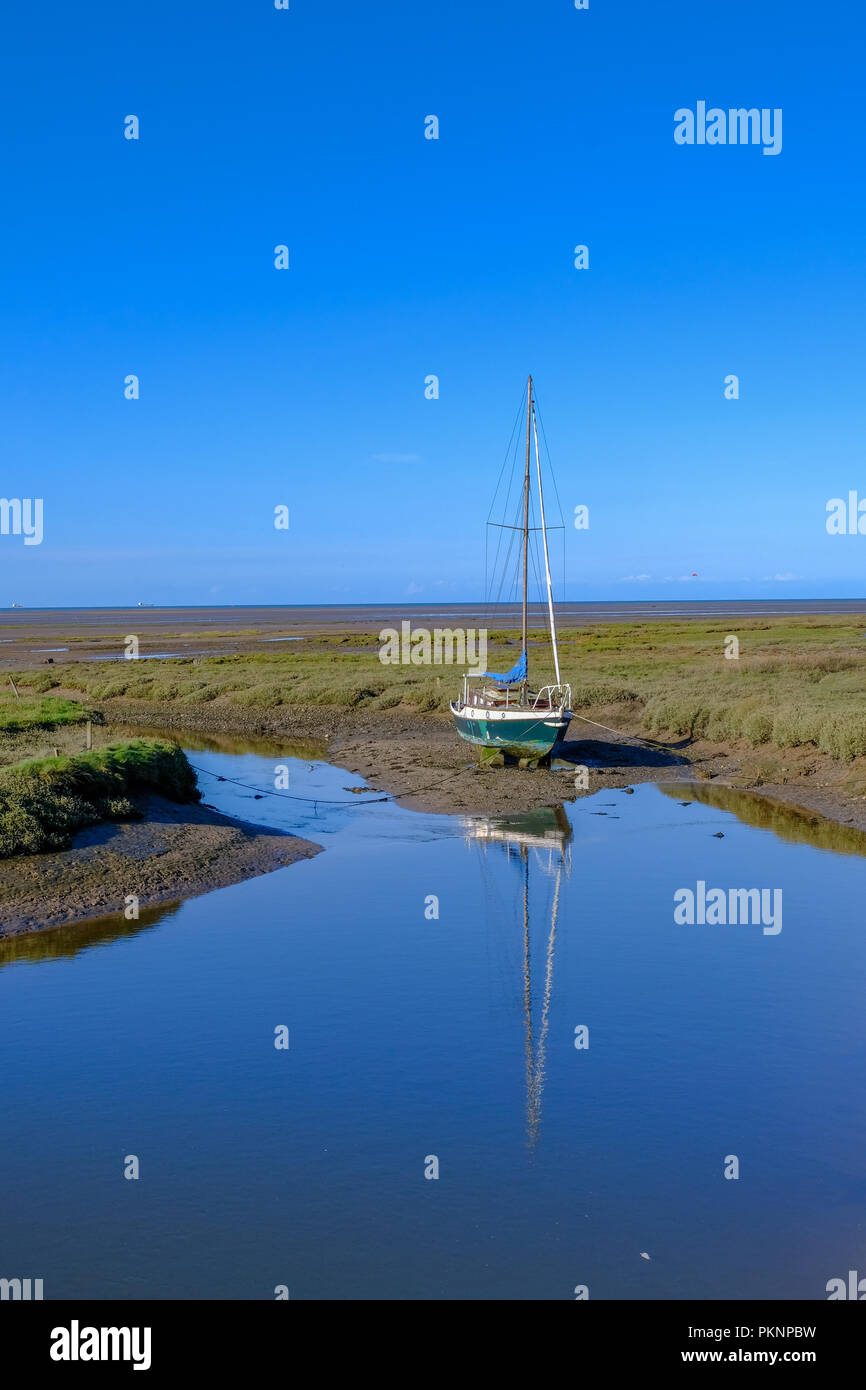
[{"x1": 451, "y1": 709, "x2": 571, "y2": 758}]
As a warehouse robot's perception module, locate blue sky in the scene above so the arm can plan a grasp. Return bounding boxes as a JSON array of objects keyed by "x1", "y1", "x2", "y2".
[{"x1": 0, "y1": 0, "x2": 864, "y2": 606}]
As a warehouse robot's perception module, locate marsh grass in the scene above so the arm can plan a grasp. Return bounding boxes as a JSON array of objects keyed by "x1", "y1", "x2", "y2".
[
  {"x1": 8, "y1": 615, "x2": 866, "y2": 767},
  {"x1": 0, "y1": 694, "x2": 93, "y2": 732},
  {"x1": 0, "y1": 740, "x2": 200, "y2": 858}
]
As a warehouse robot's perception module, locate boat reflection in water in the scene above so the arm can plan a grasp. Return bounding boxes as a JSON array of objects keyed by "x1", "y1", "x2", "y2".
[{"x1": 462, "y1": 805, "x2": 572, "y2": 1148}]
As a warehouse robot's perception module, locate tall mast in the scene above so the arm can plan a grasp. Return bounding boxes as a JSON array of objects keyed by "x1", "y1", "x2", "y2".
[
  {"x1": 532, "y1": 398, "x2": 562, "y2": 686},
  {"x1": 522, "y1": 375, "x2": 532, "y2": 693}
]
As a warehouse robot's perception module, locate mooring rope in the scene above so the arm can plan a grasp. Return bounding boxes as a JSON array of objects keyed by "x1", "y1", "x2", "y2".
[
  {"x1": 569, "y1": 711, "x2": 680, "y2": 753},
  {"x1": 188, "y1": 761, "x2": 463, "y2": 809},
  {"x1": 188, "y1": 715, "x2": 676, "y2": 812}
]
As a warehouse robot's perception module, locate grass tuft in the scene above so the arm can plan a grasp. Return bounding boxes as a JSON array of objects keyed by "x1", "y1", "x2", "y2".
[
  {"x1": 0, "y1": 740, "x2": 200, "y2": 858},
  {"x1": 0, "y1": 695, "x2": 94, "y2": 732}
]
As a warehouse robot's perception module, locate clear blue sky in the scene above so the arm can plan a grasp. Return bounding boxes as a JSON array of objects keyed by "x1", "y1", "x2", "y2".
[{"x1": 1, "y1": 0, "x2": 863, "y2": 606}]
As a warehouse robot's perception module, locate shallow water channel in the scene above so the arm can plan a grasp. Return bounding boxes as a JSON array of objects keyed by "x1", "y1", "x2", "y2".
[{"x1": 2, "y1": 734, "x2": 864, "y2": 1300}]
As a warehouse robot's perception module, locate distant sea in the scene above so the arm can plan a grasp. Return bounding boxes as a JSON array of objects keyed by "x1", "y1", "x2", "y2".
[{"x1": 1, "y1": 599, "x2": 865, "y2": 633}]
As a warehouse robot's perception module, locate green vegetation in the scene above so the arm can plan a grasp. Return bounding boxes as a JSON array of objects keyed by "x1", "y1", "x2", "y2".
[
  {"x1": 8, "y1": 614, "x2": 866, "y2": 769},
  {"x1": 0, "y1": 740, "x2": 200, "y2": 859},
  {"x1": 0, "y1": 694, "x2": 94, "y2": 732}
]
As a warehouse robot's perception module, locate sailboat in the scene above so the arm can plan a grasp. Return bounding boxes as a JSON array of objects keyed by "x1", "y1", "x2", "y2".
[{"x1": 450, "y1": 376, "x2": 572, "y2": 760}]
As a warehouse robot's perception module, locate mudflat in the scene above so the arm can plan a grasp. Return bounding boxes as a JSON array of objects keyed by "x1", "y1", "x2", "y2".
[
  {"x1": 93, "y1": 698, "x2": 866, "y2": 834},
  {"x1": 0, "y1": 792, "x2": 321, "y2": 939},
  {"x1": 1, "y1": 599, "x2": 865, "y2": 666},
  {"x1": 5, "y1": 603, "x2": 866, "y2": 874}
]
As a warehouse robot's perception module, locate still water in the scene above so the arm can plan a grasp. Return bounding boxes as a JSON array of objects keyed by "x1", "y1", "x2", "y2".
[{"x1": 2, "y1": 738, "x2": 865, "y2": 1300}]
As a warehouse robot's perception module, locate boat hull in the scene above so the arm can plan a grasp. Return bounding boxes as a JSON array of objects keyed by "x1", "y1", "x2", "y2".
[{"x1": 450, "y1": 704, "x2": 571, "y2": 757}]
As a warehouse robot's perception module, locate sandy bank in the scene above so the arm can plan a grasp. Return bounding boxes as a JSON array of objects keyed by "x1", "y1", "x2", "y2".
[{"x1": 0, "y1": 792, "x2": 321, "y2": 939}]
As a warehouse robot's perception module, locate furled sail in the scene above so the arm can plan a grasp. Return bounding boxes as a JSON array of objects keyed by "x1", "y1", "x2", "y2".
[{"x1": 481, "y1": 650, "x2": 527, "y2": 685}]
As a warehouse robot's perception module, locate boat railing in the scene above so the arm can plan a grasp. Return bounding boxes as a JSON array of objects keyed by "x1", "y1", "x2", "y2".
[
  {"x1": 531, "y1": 684, "x2": 572, "y2": 711},
  {"x1": 461, "y1": 676, "x2": 516, "y2": 710},
  {"x1": 460, "y1": 678, "x2": 571, "y2": 712}
]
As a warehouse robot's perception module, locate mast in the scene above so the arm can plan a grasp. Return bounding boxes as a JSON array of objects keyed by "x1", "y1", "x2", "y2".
[
  {"x1": 522, "y1": 375, "x2": 532, "y2": 695},
  {"x1": 532, "y1": 399, "x2": 562, "y2": 687}
]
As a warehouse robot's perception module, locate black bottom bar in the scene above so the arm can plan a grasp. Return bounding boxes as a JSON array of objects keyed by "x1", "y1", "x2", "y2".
[{"x1": 5, "y1": 1299, "x2": 861, "y2": 1375}]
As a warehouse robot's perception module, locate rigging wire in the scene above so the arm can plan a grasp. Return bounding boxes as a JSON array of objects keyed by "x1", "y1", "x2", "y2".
[
  {"x1": 484, "y1": 390, "x2": 564, "y2": 658},
  {"x1": 490, "y1": 450, "x2": 527, "y2": 612},
  {"x1": 485, "y1": 386, "x2": 526, "y2": 617}
]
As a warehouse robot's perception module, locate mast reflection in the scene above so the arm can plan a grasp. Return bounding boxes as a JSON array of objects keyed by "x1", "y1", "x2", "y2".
[{"x1": 463, "y1": 806, "x2": 572, "y2": 1146}]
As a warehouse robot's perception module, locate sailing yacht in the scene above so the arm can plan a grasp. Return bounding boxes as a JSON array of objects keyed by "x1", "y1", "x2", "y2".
[{"x1": 450, "y1": 376, "x2": 572, "y2": 759}]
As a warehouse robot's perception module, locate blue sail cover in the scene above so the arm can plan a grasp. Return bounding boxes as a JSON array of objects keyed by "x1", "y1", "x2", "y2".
[{"x1": 481, "y1": 649, "x2": 527, "y2": 685}]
